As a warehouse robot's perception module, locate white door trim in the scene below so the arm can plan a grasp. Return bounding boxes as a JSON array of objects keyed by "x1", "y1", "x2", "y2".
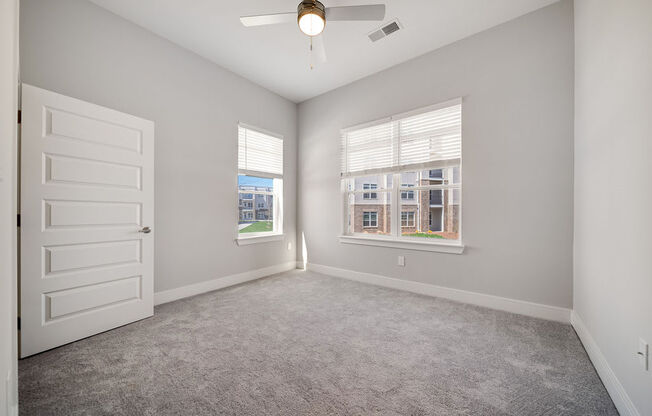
[{"x1": 0, "y1": 0, "x2": 19, "y2": 413}]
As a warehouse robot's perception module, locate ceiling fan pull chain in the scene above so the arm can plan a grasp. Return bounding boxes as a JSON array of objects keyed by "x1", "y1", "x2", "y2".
[{"x1": 309, "y1": 36, "x2": 314, "y2": 70}]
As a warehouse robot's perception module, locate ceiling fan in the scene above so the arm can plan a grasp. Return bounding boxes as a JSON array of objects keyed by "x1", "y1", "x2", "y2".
[{"x1": 240, "y1": 0, "x2": 386, "y2": 67}]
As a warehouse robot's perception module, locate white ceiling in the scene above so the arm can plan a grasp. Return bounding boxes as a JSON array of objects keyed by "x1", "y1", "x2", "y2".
[{"x1": 89, "y1": 0, "x2": 560, "y2": 103}]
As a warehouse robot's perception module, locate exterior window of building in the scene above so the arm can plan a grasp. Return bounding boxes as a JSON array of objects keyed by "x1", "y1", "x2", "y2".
[
  {"x1": 238, "y1": 124, "x2": 283, "y2": 238},
  {"x1": 363, "y1": 211, "x2": 378, "y2": 228},
  {"x1": 401, "y1": 211, "x2": 415, "y2": 227},
  {"x1": 429, "y1": 169, "x2": 443, "y2": 179},
  {"x1": 429, "y1": 189, "x2": 443, "y2": 206},
  {"x1": 401, "y1": 184, "x2": 414, "y2": 200},
  {"x1": 362, "y1": 183, "x2": 377, "y2": 199},
  {"x1": 340, "y1": 99, "x2": 462, "y2": 243}
]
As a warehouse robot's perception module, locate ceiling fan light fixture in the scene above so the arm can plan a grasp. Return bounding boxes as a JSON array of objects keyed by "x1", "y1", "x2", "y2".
[{"x1": 298, "y1": 0, "x2": 326, "y2": 36}]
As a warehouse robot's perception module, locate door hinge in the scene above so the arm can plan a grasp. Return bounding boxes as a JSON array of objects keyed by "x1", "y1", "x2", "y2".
[
  {"x1": 17, "y1": 110, "x2": 21, "y2": 124},
  {"x1": 17, "y1": 317, "x2": 20, "y2": 331},
  {"x1": 16, "y1": 214, "x2": 20, "y2": 227}
]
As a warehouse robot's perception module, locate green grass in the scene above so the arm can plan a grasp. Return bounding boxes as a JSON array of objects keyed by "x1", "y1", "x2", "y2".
[
  {"x1": 402, "y1": 232, "x2": 444, "y2": 239},
  {"x1": 239, "y1": 221, "x2": 273, "y2": 233}
]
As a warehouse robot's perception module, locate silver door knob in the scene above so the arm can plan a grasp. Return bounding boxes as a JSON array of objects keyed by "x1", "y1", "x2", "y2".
[{"x1": 139, "y1": 226, "x2": 152, "y2": 234}]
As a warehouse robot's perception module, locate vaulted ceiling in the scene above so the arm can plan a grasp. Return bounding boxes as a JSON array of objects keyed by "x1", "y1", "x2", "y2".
[{"x1": 89, "y1": 0, "x2": 560, "y2": 102}]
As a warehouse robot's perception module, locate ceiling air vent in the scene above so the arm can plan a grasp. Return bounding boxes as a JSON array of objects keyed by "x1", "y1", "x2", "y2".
[{"x1": 368, "y1": 19, "x2": 402, "y2": 42}]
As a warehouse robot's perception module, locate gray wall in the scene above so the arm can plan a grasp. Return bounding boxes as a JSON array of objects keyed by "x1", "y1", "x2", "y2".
[
  {"x1": 574, "y1": 0, "x2": 652, "y2": 414},
  {"x1": 297, "y1": 0, "x2": 574, "y2": 308},
  {"x1": 20, "y1": 0, "x2": 298, "y2": 293}
]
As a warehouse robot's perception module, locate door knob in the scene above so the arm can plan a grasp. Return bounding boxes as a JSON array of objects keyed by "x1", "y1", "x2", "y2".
[{"x1": 139, "y1": 226, "x2": 152, "y2": 234}]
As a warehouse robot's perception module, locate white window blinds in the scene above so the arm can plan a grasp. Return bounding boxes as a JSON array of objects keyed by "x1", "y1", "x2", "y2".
[
  {"x1": 341, "y1": 99, "x2": 461, "y2": 177},
  {"x1": 238, "y1": 124, "x2": 283, "y2": 178}
]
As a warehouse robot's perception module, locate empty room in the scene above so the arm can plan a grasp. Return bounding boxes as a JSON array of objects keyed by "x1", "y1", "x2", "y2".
[{"x1": 1, "y1": 0, "x2": 651, "y2": 414}]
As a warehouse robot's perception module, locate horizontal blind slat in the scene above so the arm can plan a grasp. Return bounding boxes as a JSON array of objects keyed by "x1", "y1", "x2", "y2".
[
  {"x1": 341, "y1": 102, "x2": 461, "y2": 176},
  {"x1": 238, "y1": 125, "x2": 283, "y2": 176}
]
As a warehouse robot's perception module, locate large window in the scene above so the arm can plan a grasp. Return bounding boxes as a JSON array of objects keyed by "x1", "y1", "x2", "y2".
[
  {"x1": 341, "y1": 99, "x2": 462, "y2": 244},
  {"x1": 238, "y1": 124, "x2": 283, "y2": 239}
]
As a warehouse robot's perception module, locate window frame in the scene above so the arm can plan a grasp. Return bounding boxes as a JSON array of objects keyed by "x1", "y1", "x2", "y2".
[
  {"x1": 401, "y1": 211, "x2": 415, "y2": 228},
  {"x1": 236, "y1": 123, "x2": 284, "y2": 245},
  {"x1": 400, "y1": 184, "x2": 414, "y2": 200},
  {"x1": 362, "y1": 211, "x2": 378, "y2": 228},
  {"x1": 237, "y1": 179, "x2": 279, "y2": 237},
  {"x1": 362, "y1": 183, "x2": 378, "y2": 200},
  {"x1": 429, "y1": 189, "x2": 443, "y2": 206},
  {"x1": 339, "y1": 100, "x2": 464, "y2": 254}
]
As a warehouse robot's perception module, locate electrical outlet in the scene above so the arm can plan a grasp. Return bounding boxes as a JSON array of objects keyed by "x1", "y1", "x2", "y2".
[
  {"x1": 287, "y1": 242, "x2": 292, "y2": 251},
  {"x1": 397, "y1": 255, "x2": 405, "y2": 267},
  {"x1": 639, "y1": 339, "x2": 649, "y2": 371}
]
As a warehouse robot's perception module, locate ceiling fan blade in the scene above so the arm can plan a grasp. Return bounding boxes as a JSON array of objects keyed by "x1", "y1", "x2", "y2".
[
  {"x1": 325, "y1": 5, "x2": 386, "y2": 21},
  {"x1": 240, "y1": 12, "x2": 296, "y2": 27},
  {"x1": 313, "y1": 35, "x2": 327, "y2": 64}
]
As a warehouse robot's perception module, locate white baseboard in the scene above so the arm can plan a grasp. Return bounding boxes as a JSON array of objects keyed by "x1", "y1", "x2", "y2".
[
  {"x1": 154, "y1": 261, "x2": 297, "y2": 306},
  {"x1": 571, "y1": 311, "x2": 640, "y2": 416},
  {"x1": 307, "y1": 263, "x2": 571, "y2": 323},
  {"x1": 296, "y1": 260, "x2": 305, "y2": 270}
]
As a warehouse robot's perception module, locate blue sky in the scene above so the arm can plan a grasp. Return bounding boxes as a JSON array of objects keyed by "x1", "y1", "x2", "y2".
[{"x1": 238, "y1": 175, "x2": 273, "y2": 187}]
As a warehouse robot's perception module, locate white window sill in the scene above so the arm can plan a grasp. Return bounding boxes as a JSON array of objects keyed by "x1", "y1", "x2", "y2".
[
  {"x1": 339, "y1": 235, "x2": 464, "y2": 254},
  {"x1": 236, "y1": 233, "x2": 284, "y2": 246}
]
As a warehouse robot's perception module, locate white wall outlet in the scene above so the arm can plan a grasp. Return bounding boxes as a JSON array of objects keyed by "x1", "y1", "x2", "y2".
[
  {"x1": 287, "y1": 242, "x2": 292, "y2": 251},
  {"x1": 397, "y1": 255, "x2": 405, "y2": 267},
  {"x1": 639, "y1": 338, "x2": 649, "y2": 371}
]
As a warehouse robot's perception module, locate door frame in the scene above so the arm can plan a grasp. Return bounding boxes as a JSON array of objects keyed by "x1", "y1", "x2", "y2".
[{"x1": 0, "y1": 0, "x2": 20, "y2": 414}]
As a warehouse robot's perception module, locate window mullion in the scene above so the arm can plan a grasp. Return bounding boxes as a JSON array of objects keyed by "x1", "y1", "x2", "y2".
[{"x1": 392, "y1": 173, "x2": 400, "y2": 238}]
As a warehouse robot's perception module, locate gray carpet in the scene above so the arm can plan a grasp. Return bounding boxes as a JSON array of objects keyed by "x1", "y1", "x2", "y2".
[{"x1": 19, "y1": 270, "x2": 617, "y2": 415}]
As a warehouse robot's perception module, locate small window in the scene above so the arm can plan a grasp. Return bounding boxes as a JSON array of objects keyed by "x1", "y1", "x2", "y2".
[
  {"x1": 429, "y1": 169, "x2": 443, "y2": 179},
  {"x1": 429, "y1": 189, "x2": 443, "y2": 206},
  {"x1": 401, "y1": 211, "x2": 415, "y2": 227},
  {"x1": 363, "y1": 211, "x2": 378, "y2": 227},
  {"x1": 363, "y1": 183, "x2": 378, "y2": 199},
  {"x1": 401, "y1": 184, "x2": 414, "y2": 200},
  {"x1": 238, "y1": 124, "x2": 283, "y2": 238}
]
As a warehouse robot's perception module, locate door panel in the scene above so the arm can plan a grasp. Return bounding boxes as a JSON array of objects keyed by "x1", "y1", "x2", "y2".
[
  {"x1": 44, "y1": 200, "x2": 141, "y2": 229},
  {"x1": 45, "y1": 276, "x2": 142, "y2": 321},
  {"x1": 45, "y1": 154, "x2": 142, "y2": 189},
  {"x1": 44, "y1": 240, "x2": 142, "y2": 276},
  {"x1": 46, "y1": 107, "x2": 143, "y2": 153},
  {"x1": 20, "y1": 84, "x2": 154, "y2": 357}
]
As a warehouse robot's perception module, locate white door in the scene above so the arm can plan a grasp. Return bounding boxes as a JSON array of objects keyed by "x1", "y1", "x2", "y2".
[{"x1": 20, "y1": 84, "x2": 154, "y2": 357}]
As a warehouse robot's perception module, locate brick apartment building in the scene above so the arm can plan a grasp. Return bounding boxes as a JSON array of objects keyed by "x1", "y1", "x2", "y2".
[
  {"x1": 238, "y1": 185, "x2": 273, "y2": 223},
  {"x1": 351, "y1": 168, "x2": 460, "y2": 239}
]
